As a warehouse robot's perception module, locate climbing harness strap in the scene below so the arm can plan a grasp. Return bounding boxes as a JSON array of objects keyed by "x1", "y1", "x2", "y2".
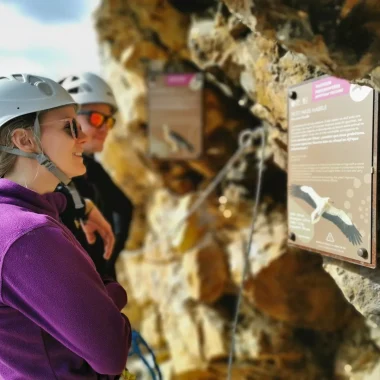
[{"x1": 127, "y1": 330, "x2": 162, "y2": 380}]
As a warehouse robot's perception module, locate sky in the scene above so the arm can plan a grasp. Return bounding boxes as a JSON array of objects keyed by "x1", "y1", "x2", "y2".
[{"x1": 0, "y1": 0, "x2": 102, "y2": 81}]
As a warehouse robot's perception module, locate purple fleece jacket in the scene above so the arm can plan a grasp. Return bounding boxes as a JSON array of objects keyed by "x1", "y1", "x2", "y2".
[{"x1": 0, "y1": 179, "x2": 131, "y2": 379}]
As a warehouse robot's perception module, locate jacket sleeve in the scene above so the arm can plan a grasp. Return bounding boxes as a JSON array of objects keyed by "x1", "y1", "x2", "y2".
[
  {"x1": 104, "y1": 280, "x2": 128, "y2": 311},
  {"x1": 0, "y1": 225, "x2": 131, "y2": 375}
]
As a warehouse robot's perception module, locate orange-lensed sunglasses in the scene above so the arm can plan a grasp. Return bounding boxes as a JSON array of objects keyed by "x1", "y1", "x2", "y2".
[{"x1": 78, "y1": 111, "x2": 116, "y2": 130}]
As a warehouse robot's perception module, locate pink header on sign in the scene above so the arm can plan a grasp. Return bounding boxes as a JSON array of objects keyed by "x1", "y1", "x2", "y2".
[
  {"x1": 165, "y1": 74, "x2": 195, "y2": 87},
  {"x1": 312, "y1": 76, "x2": 350, "y2": 102}
]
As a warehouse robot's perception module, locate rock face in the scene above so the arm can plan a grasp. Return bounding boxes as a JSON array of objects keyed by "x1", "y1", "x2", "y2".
[
  {"x1": 95, "y1": 0, "x2": 380, "y2": 379},
  {"x1": 245, "y1": 250, "x2": 354, "y2": 331},
  {"x1": 224, "y1": 0, "x2": 380, "y2": 80},
  {"x1": 323, "y1": 258, "x2": 380, "y2": 326}
]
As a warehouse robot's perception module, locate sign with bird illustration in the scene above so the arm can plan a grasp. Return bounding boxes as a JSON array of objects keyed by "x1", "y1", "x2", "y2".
[
  {"x1": 287, "y1": 75, "x2": 378, "y2": 268},
  {"x1": 290, "y1": 185, "x2": 362, "y2": 245},
  {"x1": 147, "y1": 72, "x2": 203, "y2": 159}
]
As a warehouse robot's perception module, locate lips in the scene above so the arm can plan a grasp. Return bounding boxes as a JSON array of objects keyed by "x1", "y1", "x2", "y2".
[{"x1": 73, "y1": 152, "x2": 83, "y2": 157}]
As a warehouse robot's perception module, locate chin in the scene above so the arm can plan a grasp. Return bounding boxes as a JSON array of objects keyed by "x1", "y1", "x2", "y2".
[
  {"x1": 85, "y1": 143, "x2": 103, "y2": 154},
  {"x1": 70, "y1": 164, "x2": 87, "y2": 178},
  {"x1": 78, "y1": 165, "x2": 87, "y2": 176},
  {"x1": 93, "y1": 143, "x2": 104, "y2": 153}
]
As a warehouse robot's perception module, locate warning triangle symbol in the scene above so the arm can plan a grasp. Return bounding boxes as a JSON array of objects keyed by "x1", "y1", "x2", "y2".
[{"x1": 326, "y1": 233, "x2": 335, "y2": 243}]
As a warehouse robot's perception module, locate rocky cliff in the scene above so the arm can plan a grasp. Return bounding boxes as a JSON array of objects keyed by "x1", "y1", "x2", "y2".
[{"x1": 94, "y1": 1, "x2": 380, "y2": 378}]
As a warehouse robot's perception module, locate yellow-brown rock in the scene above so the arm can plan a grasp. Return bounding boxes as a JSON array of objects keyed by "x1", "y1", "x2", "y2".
[
  {"x1": 123, "y1": 205, "x2": 147, "y2": 250},
  {"x1": 140, "y1": 305, "x2": 166, "y2": 349},
  {"x1": 95, "y1": 0, "x2": 190, "y2": 68},
  {"x1": 334, "y1": 315, "x2": 380, "y2": 380},
  {"x1": 245, "y1": 249, "x2": 354, "y2": 331},
  {"x1": 197, "y1": 306, "x2": 228, "y2": 361},
  {"x1": 225, "y1": 207, "x2": 287, "y2": 284},
  {"x1": 95, "y1": 0, "x2": 380, "y2": 378},
  {"x1": 161, "y1": 306, "x2": 206, "y2": 374},
  {"x1": 145, "y1": 189, "x2": 209, "y2": 258},
  {"x1": 183, "y1": 239, "x2": 229, "y2": 303},
  {"x1": 101, "y1": 131, "x2": 160, "y2": 206},
  {"x1": 223, "y1": 0, "x2": 380, "y2": 80},
  {"x1": 189, "y1": 10, "x2": 320, "y2": 170}
]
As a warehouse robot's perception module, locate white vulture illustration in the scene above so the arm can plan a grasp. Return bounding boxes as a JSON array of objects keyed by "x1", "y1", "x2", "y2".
[
  {"x1": 162, "y1": 124, "x2": 195, "y2": 153},
  {"x1": 290, "y1": 185, "x2": 362, "y2": 246}
]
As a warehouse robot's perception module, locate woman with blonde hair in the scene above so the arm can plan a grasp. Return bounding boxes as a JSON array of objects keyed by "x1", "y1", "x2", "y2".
[{"x1": 0, "y1": 73, "x2": 131, "y2": 379}]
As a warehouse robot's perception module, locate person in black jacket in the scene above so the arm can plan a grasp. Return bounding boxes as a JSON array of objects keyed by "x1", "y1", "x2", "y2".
[{"x1": 58, "y1": 73, "x2": 133, "y2": 280}]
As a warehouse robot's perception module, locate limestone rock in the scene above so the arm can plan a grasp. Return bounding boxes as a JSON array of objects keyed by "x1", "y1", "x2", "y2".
[
  {"x1": 183, "y1": 238, "x2": 229, "y2": 303},
  {"x1": 124, "y1": 206, "x2": 148, "y2": 251},
  {"x1": 225, "y1": 206, "x2": 287, "y2": 284},
  {"x1": 231, "y1": 302, "x2": 333, "y2": 379},
  {"x1": 161, "y1": 305, "x2": 206, "y2": 374},
  {"x1": 224, "y1": 0, "x2": 380, "y2": 80},
  {"x1": 324, "y1": 258, "x2": 380, "y2": 326},
  {"x1": 189, "y1": 9, "x2": 320, "y2": 170},
  {"x1": 197, "y1": 306, "x2": 228, "y2": 361},
  {"x1": 95, "y1": 0, "x2": 190, "y2": 67},
  {"x1": 101, "y1": 131, "x2": 160, "y2": 206},
  {"x1": 335, "y1": 315, "x2": 380, "y2": 380},
  {"x1": 145, "y1": 189, "x2": 210, "y2": 258},
  {"x1": 245, "y1": 249, "x2": 355, "y2": 331},
  {"x1": 140, "y1": 305, "x2": 166, "y2": 350},
  {"x1": 95, "y1": 0, "x2": 380, "y2": 377}
]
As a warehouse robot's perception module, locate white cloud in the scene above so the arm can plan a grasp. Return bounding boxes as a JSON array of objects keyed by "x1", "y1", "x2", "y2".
[{"x1": 0, "y1": 1, "x2": 102, "y2": 80}]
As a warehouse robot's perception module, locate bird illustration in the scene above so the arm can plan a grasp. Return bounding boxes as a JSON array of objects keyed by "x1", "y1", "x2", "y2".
[
  {"x1": 290, "y1": 185, "x2": 362, "y2": 246},
  {"x1": 162, "y1": 124, "x2": 195, "y2": 153}
]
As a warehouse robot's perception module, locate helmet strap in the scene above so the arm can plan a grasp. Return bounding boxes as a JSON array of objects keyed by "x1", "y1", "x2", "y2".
[{"x1": 0, "y1": 113, "x2": 71, "y2": 185}]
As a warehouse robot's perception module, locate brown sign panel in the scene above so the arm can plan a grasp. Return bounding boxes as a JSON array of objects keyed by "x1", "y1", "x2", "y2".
[
  {"x1": 287, "y1": 75, "x2": 378, "y2": 268},
  {"x1": 147, "y1": 72, "x2": 203, "y2": 159}
]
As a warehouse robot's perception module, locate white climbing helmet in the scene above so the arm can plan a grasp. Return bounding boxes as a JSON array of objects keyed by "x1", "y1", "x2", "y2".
[
  {"x1": 0, "y1": 73, "x2": 77, "y2": 128},
  {"x1": 59, "y1": 72, "x2": 118, "y2": 112},
  {"x1": 0, "y1": 73, "x2": 78, "y2": 185}
]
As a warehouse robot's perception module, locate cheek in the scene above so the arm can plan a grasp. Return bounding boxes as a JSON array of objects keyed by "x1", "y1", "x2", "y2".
[
  {"x1": 82, "y1": 123, "x2": 96, "y2": 138},
  {"x1": 94, "y1": 128, "x2": 109, "y2": 139},
  {"x1": 40, "y1": 131, "x2": 74, "y2": 161}
]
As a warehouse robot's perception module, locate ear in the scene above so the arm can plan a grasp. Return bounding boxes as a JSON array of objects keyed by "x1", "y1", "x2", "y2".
[{"x1": 11, "y1": 128, "x2": 38, "y2": 153}]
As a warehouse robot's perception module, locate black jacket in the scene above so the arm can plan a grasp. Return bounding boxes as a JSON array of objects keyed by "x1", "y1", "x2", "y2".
[{"x1": 59, "y1": 155, "x2": 134, "y2": 279}]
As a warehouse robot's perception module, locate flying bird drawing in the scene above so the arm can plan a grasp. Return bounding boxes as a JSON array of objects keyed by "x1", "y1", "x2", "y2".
[
  {"x1": 290, "y1": 185, "x2": 362, "y2": 246},
  {"x1": 162, "y1": 124, "x2": 195, "y2": 153}
]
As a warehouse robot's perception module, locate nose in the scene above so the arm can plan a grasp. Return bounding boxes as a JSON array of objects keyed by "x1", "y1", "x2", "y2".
[{"x1": 76, "y1": 128, "x2": 88, "y2": 144}]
